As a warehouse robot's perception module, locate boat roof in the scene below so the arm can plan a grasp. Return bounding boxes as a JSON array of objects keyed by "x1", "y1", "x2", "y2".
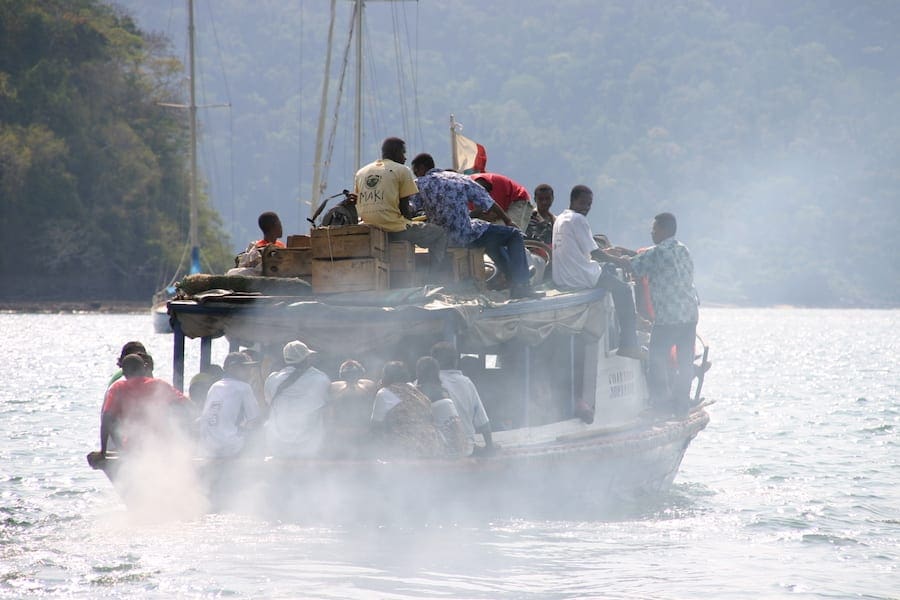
[{"x1": 168, "y1": 284, "x2": 613, "y2": 352}]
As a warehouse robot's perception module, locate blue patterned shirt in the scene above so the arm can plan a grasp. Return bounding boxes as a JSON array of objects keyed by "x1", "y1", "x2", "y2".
[
  {"x1": 629, "y1": 237, "x2": 699, "y2": 325},
  {"x1": 412, "y1": 169, "x2": 493, "y2": 247}
]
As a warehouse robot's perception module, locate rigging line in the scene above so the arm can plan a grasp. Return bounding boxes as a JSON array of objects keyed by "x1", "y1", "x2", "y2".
[
  {"x1": 204, "y1": 0, "x2": 236, "y2": 239},
  {"x1": 364, "y1": 19, "x2": 383, "y2": 142},
  {"x1": 311, "y1": 0, "x2": 337, "y2": 216},
  {"x1": 406, "y1": 1, "x2": 424, "y2": 149},
  {"x1": 390, "y1": 3, "x2": 410, "y2": 141},
  {"x1": 297, "y1": 0, "x2": 304, "y2": 228},
  {"x1": 321, "y1": 1, "x2": 359, "y2": 198}
]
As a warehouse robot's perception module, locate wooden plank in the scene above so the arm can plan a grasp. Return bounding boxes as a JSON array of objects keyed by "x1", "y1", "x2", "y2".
[
  {"x1": 286, "y1": 234, "x2": 311, "y2": 248},
  {"x1": 261, "y1": 246, "x2": 312, "y2": 277},
  {"x1": 388, "y1": 241, "x2": 415, "y2": 272},
  {"x1": 311, "y1": 225, "x2": 387, "y2": 260},
  {"x1": 312, "y1": 257, "x2": 389, "y2": 293}
]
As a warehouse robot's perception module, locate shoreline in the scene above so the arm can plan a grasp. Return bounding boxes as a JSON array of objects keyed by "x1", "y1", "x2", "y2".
[{"x1": 0, "y1": 300, "x2": 147, "y2": 314}]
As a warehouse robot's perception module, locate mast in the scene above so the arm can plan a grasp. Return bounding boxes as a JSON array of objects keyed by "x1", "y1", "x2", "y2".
[
  {"x1": 450, "y1": 114, "x2": 459, "y2": 172},
  {"x1": 353, "y1": 0, "x2": 364, "y2": 173},
  {"x1": 188, "y1": 0, "x2": 200, "y2": 274},
  {"x1": 310, "y1": 0, "x2": 338, "y2": 221}
]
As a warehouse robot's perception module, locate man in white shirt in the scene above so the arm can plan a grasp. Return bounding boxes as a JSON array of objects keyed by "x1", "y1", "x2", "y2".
[
  {"x1": 431, "y1": 342, "x2": 494, "y2": 456},
  {"x1": 264, "y1": 340, "x2": 331, "y2": 457},
  {"x1": 551, "y1": 185, "x2": 641, "y2": 359},
  {"x1": 199, "y1": 352, "x2": 261, "y2": 457}
]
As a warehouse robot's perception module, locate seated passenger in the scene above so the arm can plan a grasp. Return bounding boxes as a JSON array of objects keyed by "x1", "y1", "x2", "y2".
[
  {"x1": 264, "y1": 340, "x2": 331, "y2": 457},
  {"x1": 254, "y1": 211, "x2": 286, "y2": 249},
  {"x1": 525, "y1": 183, "x2": 555, "y2": 245},
  {"x1": 371, "y1": 361, "x2": 443, "y2": 459},
  {"x1": 410, "y1": 153, "x2": 540, "y2": 299},
  {"x1": 228, "y1": 211, "x2": 286, "y2": 275},
  {"x1": 430, "y1": 342, "x2": 495, "y2": 456},
  {"x1": 354, "y1": 137, "x2": 448, "y2": 278},
  {"x1": 551, "y1": 185, "x2": 642, "y2": 359},
  {"x1": 188, "y1": 364, "x2": 223, "y2": 413},
  {"x1": 415, "y1": 356, "x2": 466, "y2": 457},
  {"x1": 199, "y1": 352, "x2": 261, "y2": 457},
  {"x1": 323, "y1": 360, "x2": 376, "y2": 458},
  {"x1": 97, "y1": 354, "x2": 190, "y2": 457}
]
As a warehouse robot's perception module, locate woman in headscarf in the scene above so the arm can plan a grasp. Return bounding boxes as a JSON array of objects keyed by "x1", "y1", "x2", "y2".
[
  {"x1": 370, "y1": 361, "x2": 443, "y2": 459},
  {"x1": 415, "y1": 356, "x2": 466, "y2": 458}
]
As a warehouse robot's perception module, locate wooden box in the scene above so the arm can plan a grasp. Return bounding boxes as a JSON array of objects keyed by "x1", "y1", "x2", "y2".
[
  {"x1": 286, "y1": 234, "x2": 311, "y2": 248},
  {"x1": 389, "y1": 241, "x2": 415, "y2": 272},
  {"x1": 261, "y1": 246, "x2": 312, "y2": 277},
  {"x1": 311, "y1": 225, "x2": 387, "y2": 260},
  {"x1": 449, "y1": 248, "x2": 486, "y2": 286},
  {"x1": 312, "y1": 257, "x2": 389, "y2": 293},
  {"x1": 412, "y1": 247, "x2": 486, "y2": 287},
  {"x1": 390, "y1": 270, "x2": 426, "y2": 289}
]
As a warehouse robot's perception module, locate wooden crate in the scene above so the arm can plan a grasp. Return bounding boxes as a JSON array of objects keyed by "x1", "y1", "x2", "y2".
[
  {"x1": 261, "y1": 246, "x2": 312, "y2": 277},
  {"x1": 390, "y1": 270, "x2": 426, "y2": 289},
  {"x1": 311, "y1": 225, "x2": 387, "y2": 260},
  {"x1": 412, "y1": 247, "x2": 486, "y2": 287},
  {"x1": 414, "y1": 247, "x2": 431, "y2": 272},
  {"x1": 389, "y1": 241, "x2": 415, "y2": 272},
  {"x1": 312, "y1": 257, "x2": 388, "y2": 293},
  {"x1": 448, "y1": 248, "x2": 486, "y2": 286},
  {"x1": 286, "y1": 234, "x2": 311, "y2": 248}
]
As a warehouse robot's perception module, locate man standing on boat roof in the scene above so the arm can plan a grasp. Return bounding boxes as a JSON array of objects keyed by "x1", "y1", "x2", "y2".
[
  {"x1": 597, "y1": 212, "x2": 700, "y2": 415},
  {"x1": 551, "y1": 185, "x2": 642, "y2": 359},
  {"x1": 353, "y1": 137, "x2": 448, "y2": 276},
  {"x1": 410, "y1": 152, "x2": 540, "y2": 300}
]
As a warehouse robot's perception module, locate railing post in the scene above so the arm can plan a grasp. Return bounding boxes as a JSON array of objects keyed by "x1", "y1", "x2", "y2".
[
  {"x1": 522, "y1": 345, "x2": 530, "y2": 428},
  {"x1": 200, "y1": 336, "x2": 212, "y2": 370},
  {"x1": 173, "y1": 319, "x2": 186, "y2": 391},
  {"x1": 570, "y1": 334, "x2": 576, "y2": 415}
]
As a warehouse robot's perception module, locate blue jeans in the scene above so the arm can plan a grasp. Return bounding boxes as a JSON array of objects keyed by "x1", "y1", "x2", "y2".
[{"x1": 468, "y1": 224, "x2": 529, "y2": 286}]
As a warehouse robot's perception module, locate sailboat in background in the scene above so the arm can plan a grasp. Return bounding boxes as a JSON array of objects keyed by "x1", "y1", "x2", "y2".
[{"x1": 152, "y1": 0, "x2": 208, "y2": 333}]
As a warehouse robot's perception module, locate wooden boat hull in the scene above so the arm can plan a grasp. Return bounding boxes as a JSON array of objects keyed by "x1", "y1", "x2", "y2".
[{"x1": 89, "y1": 408, "x2": 708, "y2": 518}]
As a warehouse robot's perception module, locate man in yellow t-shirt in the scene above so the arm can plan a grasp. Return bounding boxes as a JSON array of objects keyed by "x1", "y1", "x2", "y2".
[{"x1": 354, "y1": 137, "x2": 448, "y2": 276}]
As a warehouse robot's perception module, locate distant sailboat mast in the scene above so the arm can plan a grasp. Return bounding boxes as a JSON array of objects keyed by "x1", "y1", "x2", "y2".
[{"x1": 187, "y1": 0, "x2": 200, "y2": 274}]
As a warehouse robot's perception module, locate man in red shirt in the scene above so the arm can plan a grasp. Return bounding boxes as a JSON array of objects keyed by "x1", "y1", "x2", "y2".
[
  {"x1": 98, "y1": 354, "x2": 190, "y2": 456},
  {"x1": 472, "y1": 173, "x2": 534, "y2": 231}
]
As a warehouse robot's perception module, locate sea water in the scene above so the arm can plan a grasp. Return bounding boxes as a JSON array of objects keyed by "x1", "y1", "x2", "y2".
[{"x1": 1, "y1": 308, "x2": 897, "y2": 599}]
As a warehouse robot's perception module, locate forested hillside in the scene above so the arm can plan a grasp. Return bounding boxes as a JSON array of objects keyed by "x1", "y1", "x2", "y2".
[
  {"x1": 3, "y1": 0, "x2": 898, "y2": 305},
  {"x1": 0, "y1": 0, "x2": 232, "y2": 301}
]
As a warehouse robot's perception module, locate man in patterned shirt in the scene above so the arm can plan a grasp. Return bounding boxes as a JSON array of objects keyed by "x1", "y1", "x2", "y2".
[
  {"x1": 354, "y1": 137, "x2": 448, "y2": 275},
  {"x1": 410, "y1": 153, "x2": 539, "y2": 299},
  {"x1": 600, "y1": 212, "x2": 699, "y2": 414}
]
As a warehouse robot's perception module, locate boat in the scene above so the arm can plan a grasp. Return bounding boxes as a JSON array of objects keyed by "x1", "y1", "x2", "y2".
[
  {"x1": 91, "y1": 265, "x2": 711, "y2": 516},
  {"x1": 94, "y1": 2, "x2": 710, "y2": 517}
]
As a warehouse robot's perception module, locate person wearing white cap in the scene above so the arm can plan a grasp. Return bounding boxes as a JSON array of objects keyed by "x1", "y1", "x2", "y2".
[
  {"x1": 199, "y1": 352, "x2": 262, "y2": 457},
  {"x1": 264, "y1": 340, "x2": 331, "y2": 457}
]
